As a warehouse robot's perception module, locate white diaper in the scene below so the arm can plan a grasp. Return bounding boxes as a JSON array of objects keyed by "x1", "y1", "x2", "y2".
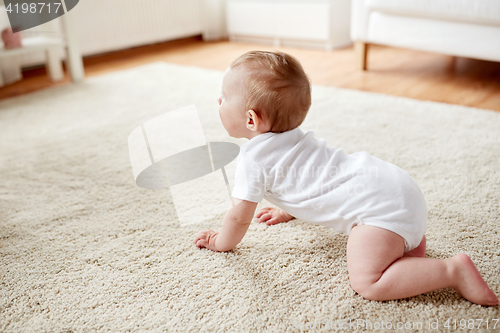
[{"x1": 353, "y1": 215, "x2": 427, "y2": 252}]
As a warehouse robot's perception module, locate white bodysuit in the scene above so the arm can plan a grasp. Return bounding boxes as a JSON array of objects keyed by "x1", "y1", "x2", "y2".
[{"x1": 232, "y1": 127, "x2": 427, "y2": 251}]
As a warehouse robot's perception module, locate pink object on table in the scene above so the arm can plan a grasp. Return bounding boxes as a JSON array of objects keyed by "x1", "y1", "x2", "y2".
[{"x1": 1, "y1": 28, "x2": 22, "y2": 49}]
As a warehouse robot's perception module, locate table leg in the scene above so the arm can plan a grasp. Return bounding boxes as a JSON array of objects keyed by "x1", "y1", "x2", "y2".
[
  {"x1": 221, "y1": 166, "x2": 234, "y2": 208},
  {"x1": 60, "y1": 10, "x2": 85, "y2": 82},
  {"x1": 46, "y1": 47, "x2": 64, "y2": 81},
  {"x1": 0, "y1": 58, "x2": 22, "y2": 85},
  {"x1": 0, "y1": 62, "x2": 4, "y2": 87}
]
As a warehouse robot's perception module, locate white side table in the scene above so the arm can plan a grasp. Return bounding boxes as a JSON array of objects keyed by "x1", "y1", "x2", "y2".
[
  {"x1": 0, "y1": 36, "x2": 64, "y2": 86},
  {"x1": 0, "y1": 5, "x2": 84, "y2": 87}
]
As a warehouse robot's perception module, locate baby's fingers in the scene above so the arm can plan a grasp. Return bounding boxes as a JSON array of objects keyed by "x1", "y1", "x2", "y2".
[
  {"x1": 266, "y1": 218, "x2": 280, "y2": 225},
  {"x1": 258, "y1": 213, "x2": 273, "y2": 223},
  {"x1": 255, "y1": 207, "x2": 272, "y2": 218},
  {"x1": 194, "y1": 235, "x2": 204, "y2": 245},
  {"x1": 196, "y1": 238, "x2": 208, "y2": 248},
  {"x1": 194, "y1": 230, "x2": 212, "y2": 244}
]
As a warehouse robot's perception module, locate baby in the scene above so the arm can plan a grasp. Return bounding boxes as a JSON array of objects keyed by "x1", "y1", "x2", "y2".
[{"x1": 194, "y1": 51, "x2": 498, "y2": 306}]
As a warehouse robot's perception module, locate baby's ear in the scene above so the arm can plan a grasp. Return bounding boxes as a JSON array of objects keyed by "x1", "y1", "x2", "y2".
[
  {"x1": 246, "y1": 110, "x2": 258, "y2": 131},
  {"x1": 246, "y1": 110, "x2": 270, "y2": 133}
]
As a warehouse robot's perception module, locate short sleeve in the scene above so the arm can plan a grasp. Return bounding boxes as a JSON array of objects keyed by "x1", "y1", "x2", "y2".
[{"x1": 232, "y1": 152, "x2": 266, "y2": 203}]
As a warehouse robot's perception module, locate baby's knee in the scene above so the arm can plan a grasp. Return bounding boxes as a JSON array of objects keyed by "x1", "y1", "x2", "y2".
[{"x1": 349, "y1": 277, "x2": 384, "y2": 301}]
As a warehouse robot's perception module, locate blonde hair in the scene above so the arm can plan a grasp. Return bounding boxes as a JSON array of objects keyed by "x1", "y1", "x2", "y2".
[{"x1": 230, "y1": 51, "x2": 311, "y2": 133}]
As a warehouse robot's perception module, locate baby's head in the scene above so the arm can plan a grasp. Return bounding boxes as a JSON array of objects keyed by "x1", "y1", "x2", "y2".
[{"x1": 219, "y1": 51, "x2": 311, "y2": 138}]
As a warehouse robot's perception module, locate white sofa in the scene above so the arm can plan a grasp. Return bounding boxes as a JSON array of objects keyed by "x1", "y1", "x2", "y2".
[{"x1": 350, "y1": 0, "x2": 500, "y2": 70}]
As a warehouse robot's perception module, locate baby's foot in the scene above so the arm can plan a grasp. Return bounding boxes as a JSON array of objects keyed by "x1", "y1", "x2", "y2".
[
  {"x1": 404, "y1": 236, "x2": 426, "y2": 257},
  {"x1": 451, "y1": 253, "x2": 498, "y2": 306}
]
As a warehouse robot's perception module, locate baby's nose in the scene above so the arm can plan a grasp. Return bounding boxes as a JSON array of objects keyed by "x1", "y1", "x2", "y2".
[{"x1": 218, "y1": 97, "x2": 222, "y2": 105}]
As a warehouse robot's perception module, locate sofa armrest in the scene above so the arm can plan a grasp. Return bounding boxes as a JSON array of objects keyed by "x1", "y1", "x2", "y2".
[{"x1": 350, "y1": 0, "x2": 371, "y2": 41}]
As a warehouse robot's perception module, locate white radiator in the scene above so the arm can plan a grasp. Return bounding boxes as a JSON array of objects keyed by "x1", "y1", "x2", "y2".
[
  {"x1": 227, "y1": 0, "x2": 351, "y2": 50},
  {"x1": 73, "y1": 0, "x2": 203, "y2": 56}
]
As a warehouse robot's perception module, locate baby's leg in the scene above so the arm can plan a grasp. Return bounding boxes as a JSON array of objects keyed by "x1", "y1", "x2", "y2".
[{"x1": 347, "y1": 225, "x2": 498, "y2": 305}]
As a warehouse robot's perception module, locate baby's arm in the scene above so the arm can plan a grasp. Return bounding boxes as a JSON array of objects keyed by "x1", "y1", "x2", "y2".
[
  {"x1": 255, "y1": 207, "x2": 295, "y2": 225},
  {"x1": 194, "y1": 198, "x2": 257, "y2": 252}
]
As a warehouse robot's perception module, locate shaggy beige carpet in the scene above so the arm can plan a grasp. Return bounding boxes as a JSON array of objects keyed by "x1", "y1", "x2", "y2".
[{"x1": 1, "y1": 62, "x2": 499, "y2": 332}]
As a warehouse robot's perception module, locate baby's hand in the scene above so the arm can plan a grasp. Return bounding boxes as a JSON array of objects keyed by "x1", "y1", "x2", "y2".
[
  {"x1": 194, "y1": 230, "x2": 220, "y2": 252},
  {"x1": 255, "y1": 207, "x2": 294, "y2": 225}
]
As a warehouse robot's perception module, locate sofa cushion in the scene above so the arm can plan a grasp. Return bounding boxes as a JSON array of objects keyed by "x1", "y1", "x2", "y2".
[{"x1": 367, "y1": 0, "x2": 500, "y2": 26}]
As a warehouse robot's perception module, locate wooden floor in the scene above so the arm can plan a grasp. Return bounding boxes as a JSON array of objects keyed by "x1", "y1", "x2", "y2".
[{"x1": 1, "y1": 36, "x2": 500, "y2": 111}]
